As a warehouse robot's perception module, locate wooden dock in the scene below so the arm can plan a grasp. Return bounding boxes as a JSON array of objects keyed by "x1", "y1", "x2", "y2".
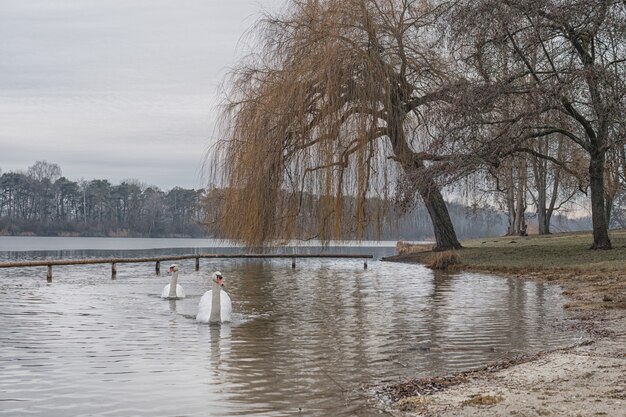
[{"x1": 0, "y1": 253, "x2": 373, "y2": 282}]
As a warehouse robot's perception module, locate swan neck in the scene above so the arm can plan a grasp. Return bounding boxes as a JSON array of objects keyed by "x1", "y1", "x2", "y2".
[
  {"x1": 209, "y1": 280, "x2": 221, "y2": 322},
  {"x1": 168, "y1": 270, "x2": 178, "y2": 298}
]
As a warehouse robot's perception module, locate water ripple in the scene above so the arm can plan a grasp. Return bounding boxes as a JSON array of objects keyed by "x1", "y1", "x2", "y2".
[{"x1": 0, "y1": 255, "x2": 580, "y2": 416}]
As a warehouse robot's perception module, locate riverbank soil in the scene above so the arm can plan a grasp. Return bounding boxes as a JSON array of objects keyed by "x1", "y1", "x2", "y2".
[{"x1": 381, "y1": 231, "x2": 626, "y2": 417}]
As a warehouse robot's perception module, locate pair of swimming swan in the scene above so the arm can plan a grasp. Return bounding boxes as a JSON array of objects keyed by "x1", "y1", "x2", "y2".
[{"x1": 161, "y1": 264, "x2": 232, "y2": 323}]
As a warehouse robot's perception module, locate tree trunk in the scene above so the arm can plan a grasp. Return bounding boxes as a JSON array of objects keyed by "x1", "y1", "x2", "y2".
[
  {"x1": 537, "y1": 207, "x2": 548, "y2": 235},
  {"x1": 589, "y1": 151, "x2": 612, "y2": 249},
  {"x1": 536, "y1": 180, "x2": 549, "y2": 234},
  {"x1": 505, "y1": 159, "x2": 517, "y2": 235},
  {"x1": 605, "y1": 194, "x2": 613, "y2": 228},
  {"x1": 532, "y1": 152, "x2": 550, "y2": 235},
  {"x1": 514, "y1": 158, "x2": 527, "y2": 236},
  {"x1": 388, "y1": 92, "x2": 461, "y2": 251},
  {"x1": 504, "y1": 157, "x2": 527, "y2": 236},
  {"x1": 543, "y1": 165, "x2": 562, "y2": 235},
  {"x1": 416, "y1": 176, "x2": 462, "y2": 251}
]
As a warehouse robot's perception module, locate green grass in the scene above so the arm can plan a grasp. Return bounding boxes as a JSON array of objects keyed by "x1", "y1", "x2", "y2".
[
  {"x1": 459, "y1": 230, "x2": 626, "y2": 272},
  {"x1": 404, "y1": 230, "x2": 626, "y2": 273}
]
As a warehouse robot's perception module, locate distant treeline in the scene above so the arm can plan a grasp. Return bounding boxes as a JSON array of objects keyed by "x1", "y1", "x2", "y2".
[
  {"x1": 0, "y1": 161, "x2": 208, "y2": 237},
  {"x1": 0, "y1": 161, "x2": 591, "y2": 240}
]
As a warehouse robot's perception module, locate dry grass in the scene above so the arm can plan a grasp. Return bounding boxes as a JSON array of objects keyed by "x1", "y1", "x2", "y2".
[
  {"x1": 462, "y1": 394, "x2": 504, "y2": 406},
  {"x1": 425, "y1": 250, "x2": 461, "y2": 270},
  {"x1": 395, "y1": 395, "x2": 431, "y2": 411},
  {"x1": 396, "y1": 240, "x2": 433, "y2": 256}
]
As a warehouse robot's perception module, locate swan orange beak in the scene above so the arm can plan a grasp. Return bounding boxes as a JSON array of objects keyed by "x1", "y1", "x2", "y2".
[{"x1": 217, "y1": 276, "x2": 224, "y2": 286}]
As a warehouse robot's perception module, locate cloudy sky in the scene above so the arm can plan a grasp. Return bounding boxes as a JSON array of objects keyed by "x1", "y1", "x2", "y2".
[{"x1": 0, "y1": 0, "x2": 282, "y2": 189}]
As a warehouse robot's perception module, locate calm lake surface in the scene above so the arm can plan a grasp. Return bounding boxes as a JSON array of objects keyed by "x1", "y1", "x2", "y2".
[{"x1": 0, "y1": 237, "x2": 580, "y2": 416}]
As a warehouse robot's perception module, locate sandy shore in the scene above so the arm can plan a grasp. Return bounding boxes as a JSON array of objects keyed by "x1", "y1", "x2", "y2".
[{"x1": 376, "y1": 252, "x2": 626, "y2": 417}]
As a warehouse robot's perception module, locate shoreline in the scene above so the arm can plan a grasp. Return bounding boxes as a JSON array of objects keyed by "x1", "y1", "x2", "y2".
[{"x1": 375, "y1": 235, "x2": 626, "y2": 416}]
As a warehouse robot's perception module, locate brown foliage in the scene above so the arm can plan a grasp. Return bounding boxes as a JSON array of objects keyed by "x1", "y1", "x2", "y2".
[
  {"x1": 396, "y1": 240, "x2": 432, "y2": 255},
  {"x1": 425, "y1": 250, "x2": 460, "y2": 270},
  {"x1": 211, "y1": 0, "x2": 462, "y2": 246},
  {"x1": 462, "y1": 394, "x2": 504, "y2": 406}
]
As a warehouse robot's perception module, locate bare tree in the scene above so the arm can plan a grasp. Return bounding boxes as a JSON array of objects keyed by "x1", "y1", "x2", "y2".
[
  {"x1": 213, "y1": 0, "x2": 463, "y2": 250},
  {"x1": 449, "y1": 0, "x2": 626, "y2": 248},
  {"x1": 27, "y1": 160, "x2": 62, "y2": 183},
  {"x1": 528, "y1": 136, "x2": 587, "y2": 234},
  {"x1": 493, "y1": 155, "x2": 529, "y2": 236}
]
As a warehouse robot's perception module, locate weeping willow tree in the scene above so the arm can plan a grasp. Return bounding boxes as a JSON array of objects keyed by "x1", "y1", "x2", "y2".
[{"x1": 212, "y1": 0, "x2": 462, "y2": 250}]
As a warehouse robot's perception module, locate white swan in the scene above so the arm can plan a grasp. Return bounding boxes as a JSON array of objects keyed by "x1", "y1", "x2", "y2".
[
  {"x1": 161, "y1": 263, "x2": 186, "y2": 299},
  {"x1": 196, "y1": 271, "x2": 232, "y2": 323}
]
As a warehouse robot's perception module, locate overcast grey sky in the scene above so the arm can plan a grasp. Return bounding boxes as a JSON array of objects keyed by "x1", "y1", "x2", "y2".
[{"x1": 0, "y1": 0, "x2": 282, "y2": 189}]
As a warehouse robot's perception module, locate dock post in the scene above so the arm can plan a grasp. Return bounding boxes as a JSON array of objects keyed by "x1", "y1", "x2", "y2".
[
  {"x1": 364, "y1": 259, "x2": 368, "y2": 269},
  {"x1": 156, "y1": 261, "x2": 160, "y2": 275},
  {"x1": 195, "y1": 257, "x2": 200, "y2": 271},
  {"x1": 111, "y1": 263, "x2": 117, "y2": 279},
  {"x1": 292, "y1": 257, "x2": 296, "y2": 269},
  {"x1": 47, "y1": 265, "x2": 52, "y2": 282}
]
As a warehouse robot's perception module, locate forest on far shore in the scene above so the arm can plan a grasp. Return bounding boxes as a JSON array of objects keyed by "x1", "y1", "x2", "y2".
[
  {"x1": 0, "y1": 161, "x2": 207, "y2": 238},
  {"x1": 1, "y1": 161, "x2": 592, "y2": 240}
]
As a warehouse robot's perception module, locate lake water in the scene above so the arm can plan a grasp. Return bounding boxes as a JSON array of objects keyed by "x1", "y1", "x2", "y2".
[{"x1": 0, "y1": 237, "x2": 580, "y2": 416}]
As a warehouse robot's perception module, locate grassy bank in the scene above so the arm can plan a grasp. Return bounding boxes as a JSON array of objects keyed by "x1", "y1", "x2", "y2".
[
  {"x1": 395, "y1": 230, "x2": 626, "y2": 271},
  {"x1": 388, "y1": 230, "x2": 626, "y2": 310}
]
